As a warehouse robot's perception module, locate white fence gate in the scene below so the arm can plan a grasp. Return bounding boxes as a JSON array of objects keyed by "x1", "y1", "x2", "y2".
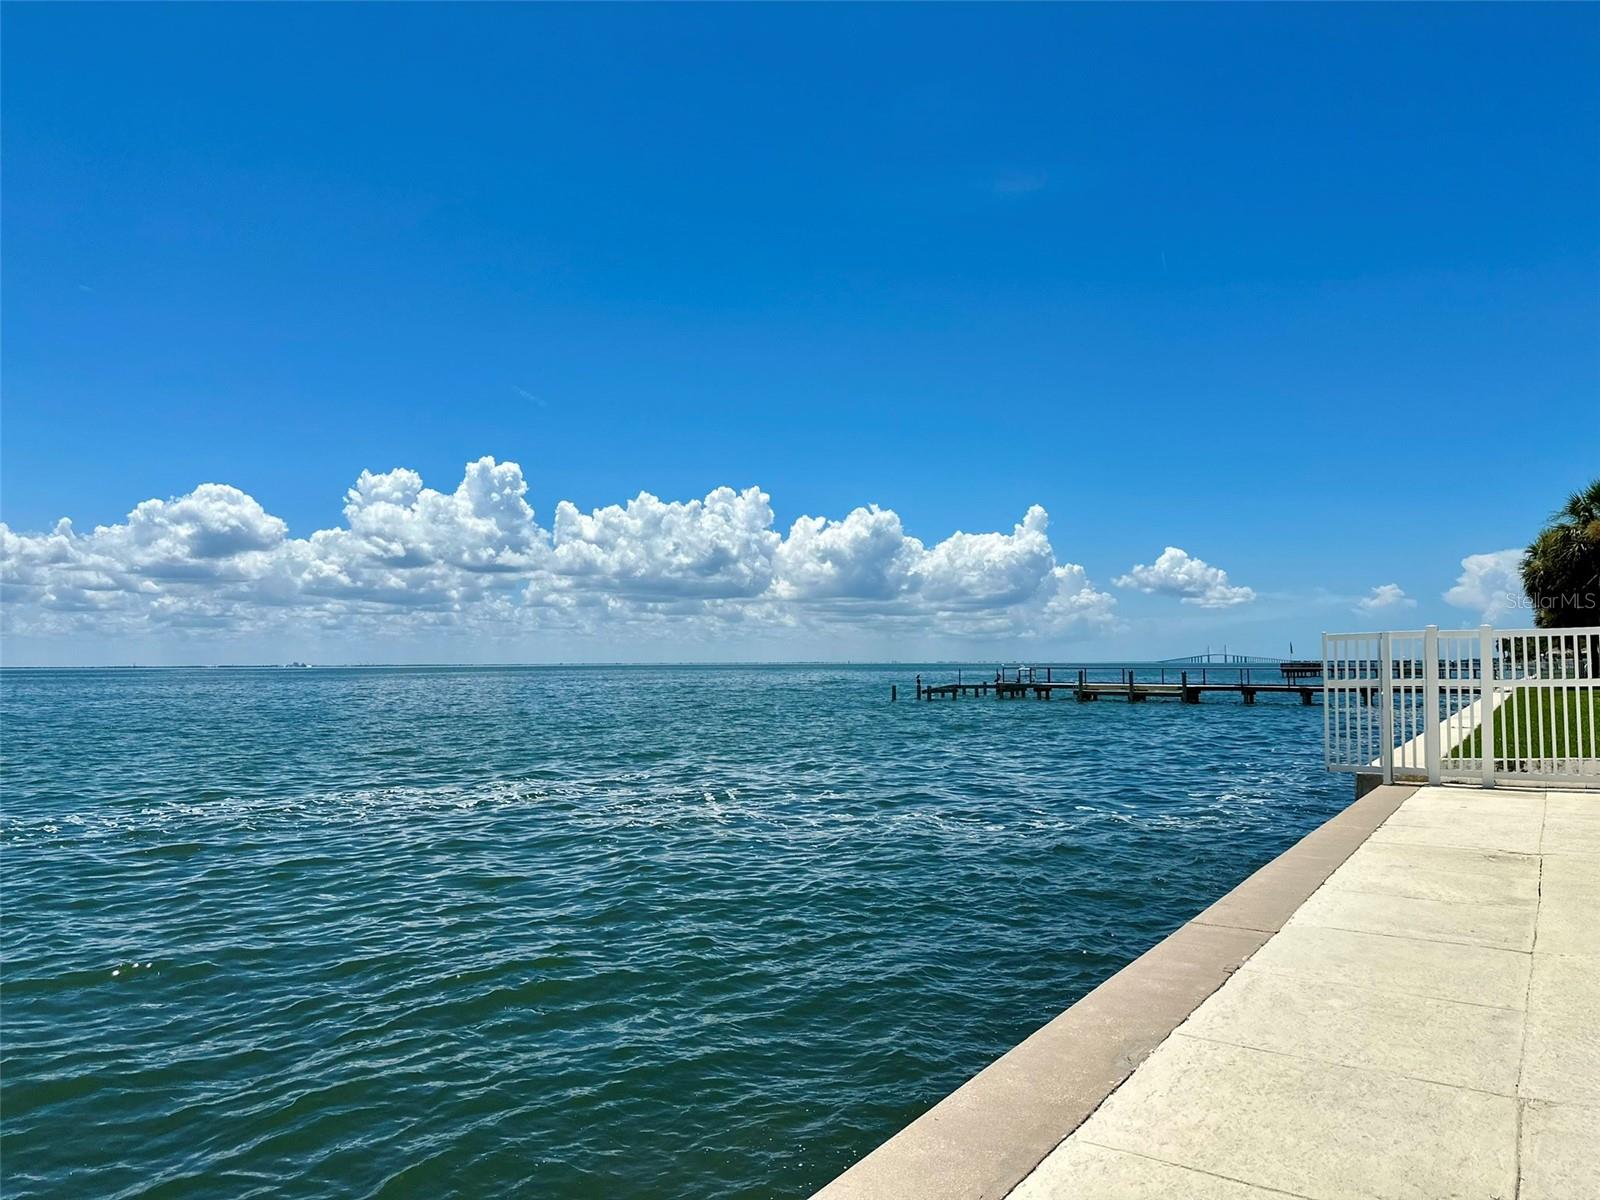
[{"x1": 1324, "y1": 625, "x2": 1600, "y2": 787}]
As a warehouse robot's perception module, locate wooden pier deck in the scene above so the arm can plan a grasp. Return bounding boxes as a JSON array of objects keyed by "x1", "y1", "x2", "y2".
[{"x1": 913, "y1": 668, "x2": 1321, "y2": 706}]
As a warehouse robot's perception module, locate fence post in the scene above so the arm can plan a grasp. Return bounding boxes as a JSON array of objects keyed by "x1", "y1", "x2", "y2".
[
  {"x1": 1423, "y1": 625, "x2": 1440, "y2": 784},
  {"x1": 1479, "y1": 624, "x2": 1496, "y2": 788},
  {"x1": 1321, "y1": 633, "x2": 1331, "y2": 770},
  {"x1": 1379, "y1": 632, "x2": 1394, "y2": 785}
]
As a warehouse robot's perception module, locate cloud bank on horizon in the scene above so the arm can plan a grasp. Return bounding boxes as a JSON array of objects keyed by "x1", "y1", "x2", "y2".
[
  {"x1": 0, "y1": 457, "x2": 1532, "y2": 657},
  {"x1": 0, "y1": 457, "x2": 1125, "y2": 647}
]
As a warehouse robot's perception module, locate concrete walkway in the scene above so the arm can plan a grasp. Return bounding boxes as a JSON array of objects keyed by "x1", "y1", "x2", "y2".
[{"x1": 1008, "y1": 787, "x2": 1598, "y2": 1200}]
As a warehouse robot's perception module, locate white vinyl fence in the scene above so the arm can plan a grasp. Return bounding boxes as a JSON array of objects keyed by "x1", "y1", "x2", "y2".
[{"x1": 1324, "y1": 625, "x2": 1600, "y2": 787}]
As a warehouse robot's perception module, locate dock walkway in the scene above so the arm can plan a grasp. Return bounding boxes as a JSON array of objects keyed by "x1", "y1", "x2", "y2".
[
  {"x1": 916, "y1": 670, "x2": 1320, "y2": 705},
  {"x1": 815, "y1": 784, "x2": 1599, "y2": 1200}
]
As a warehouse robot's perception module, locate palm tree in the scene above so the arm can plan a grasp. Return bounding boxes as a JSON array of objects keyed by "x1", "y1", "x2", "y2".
[{"x1": 1521, "y1": 480, "x2": 1600, "y2": 630}]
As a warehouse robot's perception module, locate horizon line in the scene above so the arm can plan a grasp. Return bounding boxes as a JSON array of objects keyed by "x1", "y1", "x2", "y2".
[{"x1": 0, "y1": 657, "x2": 1297, "y2": 671}]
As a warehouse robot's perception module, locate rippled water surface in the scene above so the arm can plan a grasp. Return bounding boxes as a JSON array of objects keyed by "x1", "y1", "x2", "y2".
[{"x1": 2, "y1": 665, "x2": 1345, "y2": 1198}]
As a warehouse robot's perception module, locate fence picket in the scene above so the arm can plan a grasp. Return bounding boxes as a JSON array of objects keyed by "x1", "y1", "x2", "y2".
[{"x1": 1323, "y1": 623, "x2": 1599, "y2": 787}]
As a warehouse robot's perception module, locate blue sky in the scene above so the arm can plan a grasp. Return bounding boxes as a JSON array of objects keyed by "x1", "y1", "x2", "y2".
[{"x1": 3, "y1": 4, "x2": 1596, "y2": 664}]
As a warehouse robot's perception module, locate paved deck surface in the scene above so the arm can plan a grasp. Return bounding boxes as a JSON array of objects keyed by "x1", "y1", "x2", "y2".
[{"x1": 1008, "y1": 787, "x2": 1598, "y2": 1200}]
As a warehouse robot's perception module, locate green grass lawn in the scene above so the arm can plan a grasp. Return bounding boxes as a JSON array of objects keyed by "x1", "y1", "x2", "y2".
[{"x1": 1455, "y1": 686, "x2": 1600, "y2": 762}]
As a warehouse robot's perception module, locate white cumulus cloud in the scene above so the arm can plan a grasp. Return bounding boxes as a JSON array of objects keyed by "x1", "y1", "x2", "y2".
[
  {"x1": 767, "y1": 503, "x2": 1116, "y2": 633},
  {"x1": 551, "y1": 486, "x2": 779, "y2": 600},
  {"x1": 1355, "y1": 583, "x2": 1415, "y2": 613},
  {"x1": 1114, "y1": 547, "x2": 1255, "y2": 608},
  {"x1": 914, "y1": 506, "x2": 1057, "y2": 609},
  {"x1": 342, "y1": 458, "x2": 539, "y2": 572},
  {"x1": 1034, "y1": 563, "x2": 1120, "y2": 632},
  {"x1": 1444, "y1": 549, "x2": 1528, "y2": 622},
  {"x1": 772, "y1": 505, "x2": 920, "y2": 602},
  {"x1": 0, "y1": 458, "x2": 1121, "y2": 649}
]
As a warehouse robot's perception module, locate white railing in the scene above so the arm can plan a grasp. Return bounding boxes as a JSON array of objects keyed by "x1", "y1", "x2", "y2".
[{"x1": 1324, "y1": 625, "x2": 1600, "y2": 787}]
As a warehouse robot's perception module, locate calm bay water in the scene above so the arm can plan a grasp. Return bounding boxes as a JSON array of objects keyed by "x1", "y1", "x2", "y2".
[{"x1": 2, "y1": 665, "x2": 1344, "y2": 1199}]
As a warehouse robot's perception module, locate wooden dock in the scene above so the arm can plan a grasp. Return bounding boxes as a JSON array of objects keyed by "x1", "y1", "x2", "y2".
[{"x1": 911, "y1": 667, "x2": 1321, "y2": 706}]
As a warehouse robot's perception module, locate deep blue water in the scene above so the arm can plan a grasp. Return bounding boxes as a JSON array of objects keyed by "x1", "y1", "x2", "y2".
[{"x1": 1, "y1": 665, "x2": 1345, "y2": 1199}]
